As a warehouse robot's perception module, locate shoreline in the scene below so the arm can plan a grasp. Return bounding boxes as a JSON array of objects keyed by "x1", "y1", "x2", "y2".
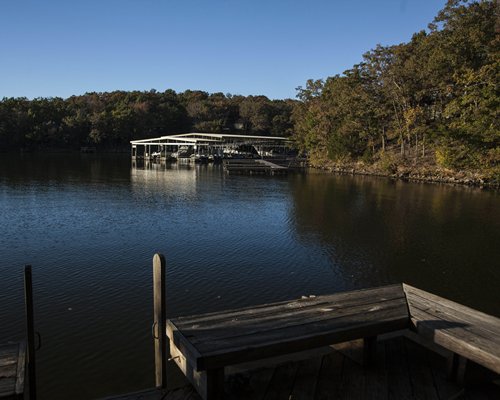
[
  {"x1": 2, "y1": 149, "x2": 498, "y2": 189},
  {"x1": 308, "y1": 161, "x2": 499, "y2": 190}
]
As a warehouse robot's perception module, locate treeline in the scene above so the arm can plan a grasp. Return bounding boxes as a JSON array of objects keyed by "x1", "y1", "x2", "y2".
[
  {"x1": 293, "y1": 0, "x2": 498, "y2": 171},
  {"x1": 1, "y1": 1, "x2": 497, "y2": 175},
  {"x1": 0, "y1": 90, "x2": 295, "y2": 150}
]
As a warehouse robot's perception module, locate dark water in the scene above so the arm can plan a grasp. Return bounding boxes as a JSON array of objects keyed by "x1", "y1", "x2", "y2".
[{"x1": 1, "y1": 154, "x2": 499, "y2": 399}]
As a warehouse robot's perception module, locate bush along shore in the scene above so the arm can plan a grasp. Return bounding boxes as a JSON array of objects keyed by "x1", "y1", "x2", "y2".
[{"x1": 307, "y1": 149, "x2": 499, "y2": 189}]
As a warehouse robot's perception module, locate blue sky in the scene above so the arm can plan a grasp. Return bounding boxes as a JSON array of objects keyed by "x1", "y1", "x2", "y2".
[{"x1": 0, "y1": 0, "x2": 446, "y2": 100}]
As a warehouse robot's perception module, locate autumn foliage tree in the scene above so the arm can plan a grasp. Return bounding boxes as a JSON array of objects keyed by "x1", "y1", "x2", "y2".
[{"x1": 293, "y1": 0, "x2": 499, "y2": 172}]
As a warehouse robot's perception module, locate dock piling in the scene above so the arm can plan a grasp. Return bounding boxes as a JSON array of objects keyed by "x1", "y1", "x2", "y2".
[
  {"x1": 24, "y1": 265, "x2": 36, "y2": 400},
  {"x1": 153, "y1": 253, "x2": 167, "y2": 389}
]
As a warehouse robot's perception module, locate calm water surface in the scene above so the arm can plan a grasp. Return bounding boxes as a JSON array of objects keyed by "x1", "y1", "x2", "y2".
[{"x1": 1, "y1": 154, "x2": 499, "y2": 399}]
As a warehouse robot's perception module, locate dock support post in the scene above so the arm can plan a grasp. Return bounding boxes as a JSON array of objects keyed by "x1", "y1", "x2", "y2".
[
  {"x1": 153, "y1": 253, "x2": 167, "y2": 389},
  {"x1": 363, "y1": 336, "x2": 377, "y2": 365},
  {"x1": 206, "y1": 368, "x2": 224, "y2": 400},
  {"x1": 24, "y1": 265, "x2": 36, "y2": 400}
]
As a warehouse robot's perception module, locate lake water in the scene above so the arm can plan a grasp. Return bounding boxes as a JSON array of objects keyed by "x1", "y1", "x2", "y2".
[{"x1": 1, "y1": 154, "x2": 499, "y2": 399}]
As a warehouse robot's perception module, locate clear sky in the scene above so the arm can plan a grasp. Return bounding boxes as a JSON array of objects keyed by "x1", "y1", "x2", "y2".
[{"x1": 0, "y1": 0, "x2": 447, "y2": 100}]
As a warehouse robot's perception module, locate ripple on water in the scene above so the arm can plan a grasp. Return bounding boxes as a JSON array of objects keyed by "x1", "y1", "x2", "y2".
[{"x1": 1, "y1": 157, "x2": 499, "y2": 400}]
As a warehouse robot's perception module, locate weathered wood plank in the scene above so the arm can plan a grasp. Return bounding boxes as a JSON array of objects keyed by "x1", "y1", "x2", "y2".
[
  {"x1": 99, "y1": 387, "x2": 200, "y2": 400},
  {"x1": 101, "y1": 336, "x2": 496, "y2": 400},
  {"x1": 193, "y1": 301, "x2": 409, "y2": 366},
  {"x1": 331, "y1": 339, "x2": 365, "y2": 365},
  {"x1": 0, "y1": 342, "x2": 24, "y2": 399},
  {"x1": 385, "y1": 337, "x2": 412, "y2": 400},
  {"x1": 0, "y1": 364, "x2": 17, "y2": 380},
  {"x1": 185, "y1": 297, "x2": 407, "y2": 346},
  {"x1": 0, "y1": 345, "x2": 18, "y2": 363},
  {"x1": 289, "y1": 357, "x2": 322, "y2": 400},
  {"x1": 314, "y1": 351, "x2": 344, "y2": 400},
  {"x1": 153, "y1": 253, "x2": 167, "y2": 389},
  {"x1": 363, "y1": 341, "x2": 388, "y2": 400},
  {"x1": 226, "y1": 367, "x2": 274, "y2": 400},
  {"x1": 262, "y1": 362, "x2": 298, "y2": 400},
  {"x1": 205, "y1": 368, "x2": 224, "y2": 400},
  {"x1": 168, "y1": 284, "x2": 409, "y2": 370},
  {"x1": 24, "y1": 265, "x2": 36, "y2": 400},
  {"x1": 186, "y1": 309, "x2": 408, "y2": 371},
  {"x1": 408, "y1": 306, "x2": 500, "y2": 374},
  {"x1": 169, "y1": 340, "x2": 207, "y2": 400},
  {"x1": 165, "y1": 387, "x2": 200, "y2": 400},
  {"x1": 426, "y1": 349, "x2": 466, "y2": 400},
  {"x1": 175, "y1": 285, "x2": 404, "y2": 327},
  {"x1": 0, "y1": 378, "x2": 16, "y2": 397},
  {"x1": 15, "y1": 341, "x2": 25, "y2": 395},
  {"x1": 405, "y1": 288, "x2": 500, "y2": 342},
  {"x1": 193, "y1": 297, "x2": 407, "y2": 348},
  {"x1": 404, "y1": 283, "x2": 500, "y2": 381},
  {"x1": 403, "y1": 284, "x2": 500, "y2": 329},
  {"x1": 404, "y1": 338, "x2": 439, "y2": 400},
  {"x1": 177, "y1": 291, "x2": 406, "y2": 339},
  {"x1": 338, "y1": 355, "x2": 365, "y2": 400},
  {"x1": 0, "y1": 356, "x2": 17, "y2": 369},
  {"x1": 167, "y1": 322, "x2": 204, "y2": 371}
]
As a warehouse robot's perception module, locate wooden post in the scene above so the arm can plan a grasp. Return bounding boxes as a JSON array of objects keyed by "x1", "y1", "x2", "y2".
[
  {"x1": 206, "y1": 368, "x2": 225, "y2": 400},
  {"x1": 153, "y1": 253, "x2": 167, "y2": 389},
  {"x1": 447, "y1": 353, "x2": 459, "y2": 380},
  {"x1": 24, "y1": 265, "x2": 36, "y2": 400},
  {"x1": 363, "y1": 336, "x2": 377, "y2": 366}
]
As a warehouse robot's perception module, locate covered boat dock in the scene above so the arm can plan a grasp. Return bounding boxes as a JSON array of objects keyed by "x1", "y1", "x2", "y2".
[{"x1": 130, "y1": 133, "x2": 292, "y2": 162}]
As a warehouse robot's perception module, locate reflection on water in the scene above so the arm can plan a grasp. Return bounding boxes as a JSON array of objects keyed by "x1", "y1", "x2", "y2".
[
  {"x1": 289, "y1": 173, "x2": 500, "y2": 312},
  {"x1": 131, "y1": 161, "x2": 197, "y2": 196},
  {"x1": 0, "y1": 155, "x2": 499, "y2": 400}
]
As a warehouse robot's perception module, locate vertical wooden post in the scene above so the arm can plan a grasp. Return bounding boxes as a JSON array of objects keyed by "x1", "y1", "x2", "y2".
[
  {"x1": 447, "y1": 353, "x2": 458, "y2": 380},
  {"x1": 153, "y1": 253, "x2": 167, "y2": 389},
  {"x1": 206, "y1": 368, "x2": 225, "y2": 400},
  {"x1": 363, "y1": 336, "x2": 377, "y2": 366},
  {"x1": 456, "y1": 356, "x2": 468, "y2": 386},
  {"x1": 24, "y1": 265, "x2": 36, "y2": 400}
]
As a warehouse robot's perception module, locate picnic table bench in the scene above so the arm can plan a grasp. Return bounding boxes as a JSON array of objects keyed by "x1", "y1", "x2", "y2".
[
  {"x1": 403, "y1": 283, "x2": 500, "y2": 383},
  {"x1": 151, "y1": 255, "x2": 500, "y2": 400},
  {"x1": 166, "y1": 284, "x2": 409, "y2": 399}
]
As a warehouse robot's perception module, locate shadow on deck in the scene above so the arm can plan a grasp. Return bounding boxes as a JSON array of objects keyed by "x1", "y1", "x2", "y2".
[{"x1": 103, "y1": 335, "x2": 500, "y2": 400}]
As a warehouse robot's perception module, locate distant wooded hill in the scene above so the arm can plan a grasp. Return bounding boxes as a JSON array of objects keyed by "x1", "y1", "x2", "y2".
[{"x1": 0, "y1": 91, "x2": 295, "y2": 150}]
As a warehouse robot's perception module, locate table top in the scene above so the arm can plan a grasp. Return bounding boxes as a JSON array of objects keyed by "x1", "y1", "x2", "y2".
[{"x1": 167, "y1": 284, "x2": 409, "y2": 371}]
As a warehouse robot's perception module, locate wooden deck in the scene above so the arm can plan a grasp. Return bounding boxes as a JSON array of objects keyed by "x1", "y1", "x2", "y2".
[
  {"x1": 107, "y1": 258, "x2": 500, "y2": 400},
  {"x1": 103, "y1": 335, "x2": 500, "y2": 400},
  {"x1": 0, "y1": 342, "x2": 25, "y2": 400}
]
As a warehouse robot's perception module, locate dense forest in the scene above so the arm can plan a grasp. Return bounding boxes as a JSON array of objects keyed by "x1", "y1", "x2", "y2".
[
  {"x1": 0, "y1": 0, "x2": 498, "y2": 180},
  {"x1": 0, "y1": 91, "x2": 295, "y2": 150},
  {"x1": 294, "y1": 0, "x2": 498, "y2": 175}
]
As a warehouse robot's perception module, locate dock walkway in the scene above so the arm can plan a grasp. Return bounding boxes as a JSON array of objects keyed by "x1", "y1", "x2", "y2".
[
  {"x1": 223, "y1": 159, "x2": 288, "y2": 175},
  {"x1": 104, "y1": 335, "x2": 499, "y2": 400},
  {"x1": 0, "y1": 342, "x2": 25, "y2": 400}
]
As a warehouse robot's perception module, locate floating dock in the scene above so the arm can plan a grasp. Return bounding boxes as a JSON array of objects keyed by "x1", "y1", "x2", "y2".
[{"x1": 223, "y1": 159, "x2": 289, "y2": 175}]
